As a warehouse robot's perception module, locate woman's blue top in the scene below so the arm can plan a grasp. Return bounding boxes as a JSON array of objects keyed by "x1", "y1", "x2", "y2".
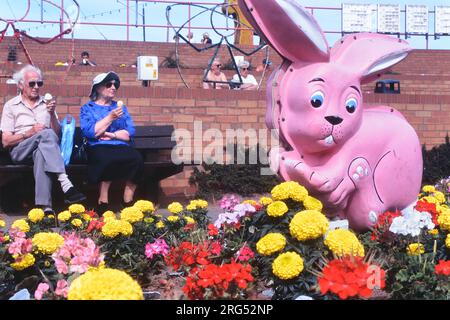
[{"x1": 80, "y1": 100, "x2": 135, "y2": 146}]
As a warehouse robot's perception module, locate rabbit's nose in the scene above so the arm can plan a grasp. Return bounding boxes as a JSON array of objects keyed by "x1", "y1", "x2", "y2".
[{"x1": 325, "y1": 116, "x2": 343, "y2": 125}]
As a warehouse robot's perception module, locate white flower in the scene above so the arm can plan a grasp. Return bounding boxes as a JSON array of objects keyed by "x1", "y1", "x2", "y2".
[
  {"x1": 213, "y1": 203, "x2": 256, "y2": 229},
  {"x1": 389, "y1": 208, "x2": 434, "y2": 237}
]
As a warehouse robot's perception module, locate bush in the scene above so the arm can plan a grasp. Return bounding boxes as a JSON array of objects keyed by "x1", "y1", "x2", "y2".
[
  {"x1": 422, "y1": 134, "x2": 450, "y2": 184},
  {"x1": 188, "y1": 143, "x2": 280, "y2": 199}
]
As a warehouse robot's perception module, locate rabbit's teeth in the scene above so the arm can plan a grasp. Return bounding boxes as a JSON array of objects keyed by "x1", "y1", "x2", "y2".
[{"x1": 324, "y1": 135, "x2": 334, "y2": 145}]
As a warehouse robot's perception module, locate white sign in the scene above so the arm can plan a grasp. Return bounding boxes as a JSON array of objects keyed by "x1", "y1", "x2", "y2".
[
  {"x1": 406, "y1": 5, "x2": 429, "y2": 34},
  {"x1": 342, "y1": 3, "x2": 374, "y2": 33},
  {"x1": 377, "y1": 4, "x2": 400, "y2": 33},
  {"x1": 436, "y1": 6, "x2": 450, "y2": 35},
  {"x1": 137, "y1": 56, "x2": 158, "y2": 81}
]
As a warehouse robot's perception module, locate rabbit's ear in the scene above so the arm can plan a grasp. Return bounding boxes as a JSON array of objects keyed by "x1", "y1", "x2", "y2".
[
  {"x1": 238, "y1": 0, "x2": 329, "y2": 63},
  {"x1": 331, "y1": 33, "x2": 412, "y2": 84}
]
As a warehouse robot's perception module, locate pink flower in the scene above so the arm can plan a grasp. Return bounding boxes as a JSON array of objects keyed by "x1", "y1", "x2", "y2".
[
  {"x1": 145, "y1": 239, "x2": 169, "y2": 259},
  {"x1": 34, "y1": 283, "x2": 50, "y2": 300},
  {"x1": 237, "y1": 245, "x2": 254, "y2": 262},
  {"x1": 8, "y1": 237, "x2": 32, "y2": 255},
  {"x1": 54, "y1": 258, "x2": 69, "y2": 274},
  {"x1": 55, "y1": 280, "x2": 69, "y2": 298}
]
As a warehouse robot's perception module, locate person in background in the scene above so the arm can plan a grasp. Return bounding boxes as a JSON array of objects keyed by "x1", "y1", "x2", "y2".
[
  {"x1": 79, "y1": 51, "x2": 96, "y2": 66},
  {"x1": 201, "y1": 32, "x2": 212, "y2": 45},
  {"x1": 231, "y1": 60, "x2": 258, "y2": 90},
  {"x1": 0, "y1": 65, "x2": 86, "y2": 214},
  {"x1": 80, "y1": 71, "x2": 144, "y2": 214},
  {"x1": 203, "y1": 58, "x2": 228, "y2": 89}
]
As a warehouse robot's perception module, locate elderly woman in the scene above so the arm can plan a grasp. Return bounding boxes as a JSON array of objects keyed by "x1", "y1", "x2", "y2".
[
  {"x1": 231, "y1": 60, "x2": 258, "y2": 90},
  {"x1": 80, "y1": 71, "x2": 143, "y2": 214}
]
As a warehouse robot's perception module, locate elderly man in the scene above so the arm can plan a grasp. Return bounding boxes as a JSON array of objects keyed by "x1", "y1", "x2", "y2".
[
  {"x1": 203, "y1": 58, "x2": 228, "y2": 89},
  {"x1": 0, "y1": 65, "x2": 86, "y2": 213}
]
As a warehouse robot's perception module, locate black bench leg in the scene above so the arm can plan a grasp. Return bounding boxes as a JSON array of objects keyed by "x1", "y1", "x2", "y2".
[{"x1": 139, "y1": 179, "x2": 161, "y2": 205}]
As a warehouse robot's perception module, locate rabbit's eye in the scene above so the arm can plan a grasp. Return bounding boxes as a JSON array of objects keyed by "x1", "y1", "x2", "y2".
[
  {"x1": 310, "y1": 91, "x2": 324, "y2": 108},
  {"x1": 346, "y1": 98, "x2": 358, "y2": 113}
]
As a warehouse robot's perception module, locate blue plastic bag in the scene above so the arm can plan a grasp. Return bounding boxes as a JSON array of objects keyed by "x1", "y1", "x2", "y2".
[{"x1": 60, "y1": 115, "x2": 76, "y2": 166}]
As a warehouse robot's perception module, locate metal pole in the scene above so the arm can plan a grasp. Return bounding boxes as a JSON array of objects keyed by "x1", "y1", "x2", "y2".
[
  {"x1": 41, "y1": 0, "x2": 44, "y2": 23},
  {"x1": 135, "y1": 0, "x2": 138, "y2": 27},
  {"x1": 127, "y1": 0, "x2": 130, "y2": 41},
  {"x1": 60, "y1": 0, "x2": 64, "y2": 38},
  {"x1": 142, "y1": 7, "x2": 146, "y2": 41}
]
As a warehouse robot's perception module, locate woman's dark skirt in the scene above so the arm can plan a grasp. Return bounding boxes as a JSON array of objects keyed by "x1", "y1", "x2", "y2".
[{"x1": 87, "y1": 144, "x2": 144, "y2": 184}]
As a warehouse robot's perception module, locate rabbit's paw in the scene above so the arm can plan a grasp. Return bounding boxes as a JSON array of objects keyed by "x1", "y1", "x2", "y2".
[
  {"x1": 348, "y1": 158, "x2": 372, "y2": 185},
  {"x1": 324, "y1": 178, "x2": 355, "y2": 207},
  {"x1": 284, "y1": 158, "x2": 330, "y2": 190}
]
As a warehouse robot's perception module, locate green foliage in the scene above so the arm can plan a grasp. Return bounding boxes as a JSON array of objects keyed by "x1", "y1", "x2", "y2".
[{"x1": 189, "y1": 143, "x2": 281, "y2": 199}]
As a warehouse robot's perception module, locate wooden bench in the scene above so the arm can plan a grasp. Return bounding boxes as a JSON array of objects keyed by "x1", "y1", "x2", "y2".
[{"x1": 0, "y1": 125, "x2": 183, "y2": 211}]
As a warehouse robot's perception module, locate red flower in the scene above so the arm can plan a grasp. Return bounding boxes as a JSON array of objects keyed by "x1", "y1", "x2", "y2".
[
  {"x1": 318, "y1": 256, "x2": 385, "y2": 300},
  {"x1": 237, "y1": 245, "x2": 254, "y2": 262},
  {"x1": 435, "y1": 260, "x2": 450, "y2": 276},
  {"x1": 371, "y1": 210, "x2": 401, "y2": 241},
  {"x1": 416, "y1": 199, "x2": 440, "y2": 225},
  {"x1": 208, "y1": 224, "x2": 219, "y2": 236}
]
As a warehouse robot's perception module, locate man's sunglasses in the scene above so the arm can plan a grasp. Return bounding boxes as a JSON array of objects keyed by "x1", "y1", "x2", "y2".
[
  {"x1": 105, "y1": 81, "x2": 120, "y2": 89},
  {"x1": 213, "y1": 64, "x2": 222, "y2": 67},
  {"x1": 28, "y1": 81, "x2": 44, "y2": 88},
  {"x1": 241, "y1": 67, "x2": 248, "y2": 71}
]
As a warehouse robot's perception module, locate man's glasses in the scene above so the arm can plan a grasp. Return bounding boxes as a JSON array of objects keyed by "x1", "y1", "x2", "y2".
[
  {"x1": 105, "y1": 81, "x2": 120, "y2": 89},
  {"x1": 28, "y1": 81, "x2": 44, "y2": 88},
  {"x1": 213, "y1": 64, "x2": 222, "y2": 67},
  {"x1": 241, "y1": 67, "x2": 248, "y2": 71}
]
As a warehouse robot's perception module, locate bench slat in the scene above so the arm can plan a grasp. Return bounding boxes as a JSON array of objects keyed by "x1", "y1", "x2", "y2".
[
  {"x1": 134, "y1": 125, "x2": 174, "y2": 138},
  {"x1": 134, "y1": 137, "x2": 176, "y2": 149}
]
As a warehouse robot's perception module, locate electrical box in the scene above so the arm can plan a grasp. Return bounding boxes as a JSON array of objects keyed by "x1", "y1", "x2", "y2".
[{"x1": 137, "y1": 56, "x2": 158, "y2": 81}]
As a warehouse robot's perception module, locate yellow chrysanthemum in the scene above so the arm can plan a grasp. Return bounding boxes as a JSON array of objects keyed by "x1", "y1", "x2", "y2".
[
  {"x1": 407, "y1": 243, "x2": 425, "y2": 256},
  {"x1": 167, "y1": 215, "x2": 180, "y2": 223},
  {"x1": 186, "y1": 204, "x2": 196, "y2": 211},
  {"x1": 11, "y1": 253, "x2": 35, "y2": 271},
  {"x1": 185, "y1": 216, "x2": 195, "y2": 224},
  {"x1": 32, "y1": 232, "x2": 64, "y2": 255},
  {"x1": 271, "y1": 181, "x2": 308, "y2": 202},
  {"x1": 133, "y1": 200, "x2": 155, "y2": 214},
  {"x1": 0, "y1": 220, "x2": 5, "y2": 228},
  {"x1": 422, "y1": 185, "x2": 436, "y2": 193},
  {"x1": 187, "y1": 199, "x2": 208, "y2": 210},
  {"x1": 156, "y1": 221, "x2": 165, "y2": 229},
  {"x1": 120, "y1": 207, "x2": 144, "y2": 224},
  {"x1": 242, "y1": 199, "x2": 257, "y2": 206},
  {"x1": 324, "y1": 229, "x2": 365, "y2": 257},
  {"x1": 71, "y1": 219, "x2": 83, "y2": 228},
  {"x1": 272, "y1": 252, "x2": 304, "y2": 280},
  {"x1": 27, "y1": 208, "x2": 45, "y2": 223},
  {"x1": 428, "y1": 229, "x2": 439, "y2": 236},
  {"x1": 48, "y1": 215, "x2": 55, "y2": 220},
  {"x1": 11, "y1": 219, "x2": 30, "y2": 233},
  {"x1": 103, "y1": 211, "x2": 116, "y2": 219},
  {"x1": 58, "y1": 210, "x2": 71, "y2": 222},
  {"x1": 266, "y1": 201, "x2": 289, "y2": 218},
  {"x1": 446, "y1": 234, "x2": 450, "y2": 249},
  {"x1": 256, "y1": 233, "x2": 286, "y2": 256},
  {"x1": 259, "y1": 197, "x2": 273, "y2": 206},
  {"x1": 289, "y1": 210, "x2": 329, "y2": 241},
  {"x1": 433, "y1": 191, "x2": 446, "y2": 204},
  {"x1": 438, "y1": 209, "x2": 450, "y2": 231},
  {"x1": 82, "y1": 214, "x2": 92, "y2": 222},
  {"x1": 422, "y1": 196, "x2": 439, "y2": 205},
  {"x1": 167, "y1": 202, "x2": 183, "y2": 214},
  {"x1": 69, "y1": 204, "x2": 85, "y2": 214},
  {"x1": 68, "y1": 268, "x2": 143, "y2": 300},
  {"x1": 101, "y1": 220, "x2": 133, "y2": 238},
  {"x1": 303, "y1": 196, "x2": 323, "y2": 212}
]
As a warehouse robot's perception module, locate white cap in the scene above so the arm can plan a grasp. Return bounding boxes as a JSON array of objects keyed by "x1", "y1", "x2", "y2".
[{"x1": 89, "y1": 71, "x2": 120, "y2": 99}]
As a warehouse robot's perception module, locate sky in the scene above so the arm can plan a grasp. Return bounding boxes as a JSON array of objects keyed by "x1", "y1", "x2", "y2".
[{"x1": 0, "y1": 0, "x2": 450, "y2": 49}]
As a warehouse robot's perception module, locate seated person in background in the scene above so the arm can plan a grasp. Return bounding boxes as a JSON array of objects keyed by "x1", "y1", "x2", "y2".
[
  {"x1": 80, "y1": 71, "x2": 144, "y2": 214},
  {"x1": 203, "y1": 58, "x2": 228, "y2": 89},
  {"x1": 231, "y1": 60, "x2": 258, "y2": 91},
  {"x1": 0, "y1": 65, "x2": 86, "y2": 214},
  {"x1": 201, "y1": 32, "x2": 212, "y2": 45},
  {"x1": 79, "y1": 51, "x2": 96, "y2": 66}
]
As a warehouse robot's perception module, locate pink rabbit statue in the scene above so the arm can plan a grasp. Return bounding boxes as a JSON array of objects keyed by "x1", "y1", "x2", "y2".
[{"x1": 238, "y1": 0, "x2": 423, "y2": 231}]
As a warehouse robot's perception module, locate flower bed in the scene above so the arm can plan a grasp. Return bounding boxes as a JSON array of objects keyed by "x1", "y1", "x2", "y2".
[{"x1": 2, "y1": 181, "x2": 450, "y2": 300}]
